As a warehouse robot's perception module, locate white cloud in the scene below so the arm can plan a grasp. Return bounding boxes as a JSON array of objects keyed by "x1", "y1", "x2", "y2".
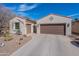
[
  {"x1": 6, "y1": 7, "x2": 16, "y2": 11},
  {"x1": 68, "y1": 13, "x2": 79, "y2": 17},
  {"x1": 17, "y1": 12, "x2": 29, "y2": 16},
  {"x1": 18, "y1": 4, "x2": 37, "y2": 11}
]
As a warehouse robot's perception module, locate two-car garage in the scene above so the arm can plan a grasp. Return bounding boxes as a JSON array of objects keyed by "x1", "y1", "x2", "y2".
[
  {"x1": 40, "y1": 24, "x2": 66, "y2": 35},
  {"x1": 37, "y1": 14, "x2": 72, "y2": 36}
]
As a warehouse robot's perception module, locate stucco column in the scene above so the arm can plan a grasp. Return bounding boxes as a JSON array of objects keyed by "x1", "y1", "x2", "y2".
[
  {"x1": 37, "y1": 24, "x2": 40, "y2": 34},
  {"x1": 31, "y1": 24, "x2": 34, "y2": 34}
]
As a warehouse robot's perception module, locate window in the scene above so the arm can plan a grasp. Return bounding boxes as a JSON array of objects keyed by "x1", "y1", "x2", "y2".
[{"x1": 15, "y1": 22, "x2": 20, "y2": 29}]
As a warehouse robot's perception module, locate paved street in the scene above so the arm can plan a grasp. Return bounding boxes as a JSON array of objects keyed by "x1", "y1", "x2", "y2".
[{"x1": 11, "y1": 34, "x2": 79, "y2": 56}]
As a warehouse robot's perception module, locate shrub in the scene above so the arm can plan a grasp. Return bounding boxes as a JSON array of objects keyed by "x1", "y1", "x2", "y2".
[{"x1": 4, "y1": 32, "x2": 13, "y2": 41}]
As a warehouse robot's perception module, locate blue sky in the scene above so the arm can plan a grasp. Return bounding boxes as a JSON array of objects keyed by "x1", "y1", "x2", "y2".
[{"x1": 2, "y1": 3, "x2": 79, "y2": 20}]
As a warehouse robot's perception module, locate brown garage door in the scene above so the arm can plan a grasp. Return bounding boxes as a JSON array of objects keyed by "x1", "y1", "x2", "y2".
[
  {"x1": 26, "y1": 24, "x2": 31, "y2": 34},
  {"x1": 40, "y1": 24, "x2": 66, "y2": 35}
]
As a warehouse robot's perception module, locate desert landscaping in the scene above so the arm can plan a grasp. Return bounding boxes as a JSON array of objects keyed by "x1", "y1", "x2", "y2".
[{"x1": 0, "y1": 34, "x2": 31, "y2": 56}]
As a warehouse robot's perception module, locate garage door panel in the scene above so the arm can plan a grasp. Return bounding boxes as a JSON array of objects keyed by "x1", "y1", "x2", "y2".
[
  {"x1": 26, "y1": 24, "x2": 31, "y2": 34},
  {"x1": 40, "y1": 24, "x2": 65, "y2": 35}
]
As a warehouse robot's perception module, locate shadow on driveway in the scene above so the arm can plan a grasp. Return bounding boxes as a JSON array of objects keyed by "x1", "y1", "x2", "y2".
[{"x1": 71, "y1": 41, "x2": 79, "y2": 47}]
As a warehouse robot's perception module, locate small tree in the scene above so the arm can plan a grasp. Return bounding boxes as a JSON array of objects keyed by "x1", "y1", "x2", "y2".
[{"x1": 0, "y1": 4, "x2": 16, "y2": 36}]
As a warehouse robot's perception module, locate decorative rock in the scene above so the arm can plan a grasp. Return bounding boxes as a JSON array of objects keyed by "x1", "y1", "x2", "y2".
[{"x1": 0, "y1": 42, "x2": 5, "y2": 47}]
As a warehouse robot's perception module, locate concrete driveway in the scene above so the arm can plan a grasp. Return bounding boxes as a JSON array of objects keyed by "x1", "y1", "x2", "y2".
[{"x1": 11, "y1": 34, "x2": 79, "y2": 56}]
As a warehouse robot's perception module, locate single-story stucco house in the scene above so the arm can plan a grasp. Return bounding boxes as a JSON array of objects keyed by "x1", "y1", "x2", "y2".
[
  {"x1": 9, "y1": 16, "x2": 36, "y2": 36},
  {"x1": 37, "y1": 14, "x2": 72, "y2": 36}
]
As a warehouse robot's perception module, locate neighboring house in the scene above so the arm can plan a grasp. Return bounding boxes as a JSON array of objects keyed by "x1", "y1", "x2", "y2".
[
  {"x1": 72, "y1": 20, "x2": 79, "y2": 34},
  {"x1": 9, "y1": 16, "x2": 35, "y2": 36},
  {"x1": 37, "y1": 14, "x2": 72, "y2": 35}
]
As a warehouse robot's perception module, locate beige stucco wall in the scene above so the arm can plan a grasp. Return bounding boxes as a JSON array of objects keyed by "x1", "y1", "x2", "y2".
[
  {"x1": 37, "y1": 14, "x2": 72, "y2": 35},
  {"x1": 72, "y1": 22, "x2": 79, "y2": 33},
  {"x1": 9, "y1": 17, "x2": 27, "y2": 35},
  {"x1": 9, "y1": 17, "x2": 34, "y2": 35}
]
